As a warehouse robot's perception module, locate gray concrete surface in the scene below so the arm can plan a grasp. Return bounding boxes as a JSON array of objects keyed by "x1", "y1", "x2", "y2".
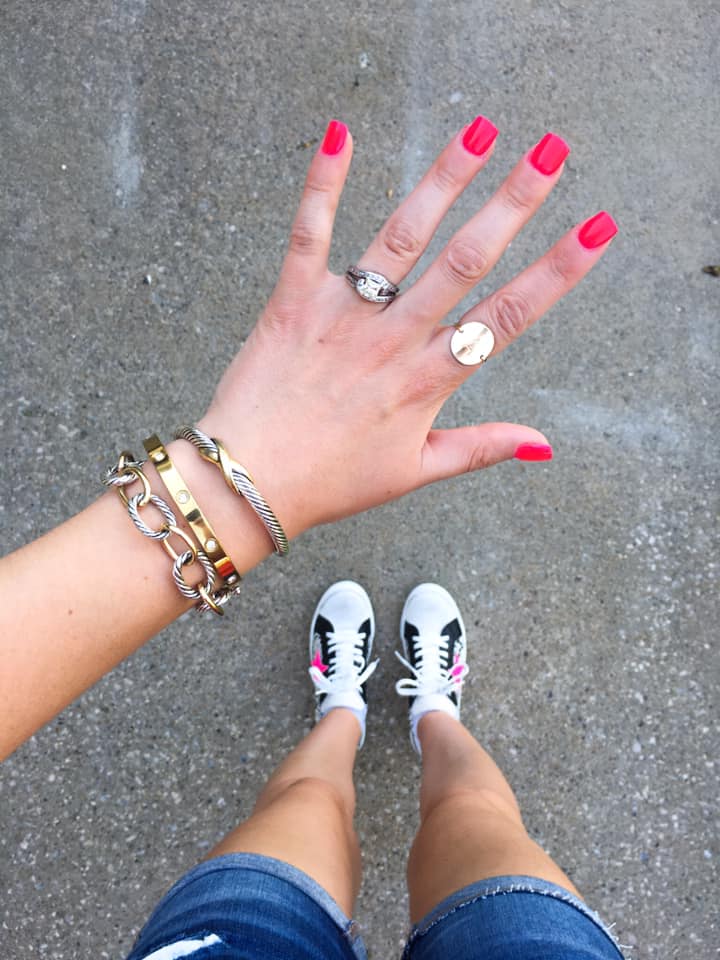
[{"x1": 0, "y1": 0, "x2": 717, "y2": 956}]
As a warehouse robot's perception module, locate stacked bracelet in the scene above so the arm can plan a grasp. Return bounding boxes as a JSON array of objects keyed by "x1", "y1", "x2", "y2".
[
  {"x1": 103, "y1": 448, "x2": 241, "y2": 616},
  {"x1": 103, "y1": 427, "x2": 287, "y2": 615},
  {"x1": 142, "y1": 435, "x2": 241, "y2": 590},
  {"x1": 175, "y1": 425, "x2": 289, "y2": 556}
]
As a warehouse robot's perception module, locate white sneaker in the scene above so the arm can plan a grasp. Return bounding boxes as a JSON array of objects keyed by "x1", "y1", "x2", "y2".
[
  {"x1": 395, "y1": 583, "x2": 468, "y2": 753},
  {"x1": 308, "y1": 581, "x2": 378, "y2": 746}
]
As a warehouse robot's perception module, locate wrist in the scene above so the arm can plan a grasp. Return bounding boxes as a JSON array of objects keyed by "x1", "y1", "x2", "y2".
[
  {"x1": 195, "y1": 408, "x2": 308, "y2": 537},
  {"x1": 146, "y1": 436, "x2": 276, "y2": 580}
]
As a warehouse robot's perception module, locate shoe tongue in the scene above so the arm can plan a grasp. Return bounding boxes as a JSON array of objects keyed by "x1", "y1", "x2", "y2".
[
  {"x1": 328, "y1": 630, "x2": 361, "y2": 681},
  {"x1": 414, "y1": 632, "x2": 451, "y2": 676}
]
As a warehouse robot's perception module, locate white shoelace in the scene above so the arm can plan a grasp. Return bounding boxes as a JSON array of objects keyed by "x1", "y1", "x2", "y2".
[
  {"x1": 309, "y1": 628, "x2": 379, "y2": 694},
  {"x1": 394, "y1": 631, "x2": 468, "y2": 698}
]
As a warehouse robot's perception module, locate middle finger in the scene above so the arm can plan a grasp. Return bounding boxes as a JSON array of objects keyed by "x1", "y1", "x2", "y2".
[{"x1": 398, "y1": 132, "x2": 570, "y2": 326}]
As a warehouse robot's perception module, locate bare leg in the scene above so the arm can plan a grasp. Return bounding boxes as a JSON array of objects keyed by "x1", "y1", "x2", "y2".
[
  {"x1": 407, "y1": 711, "x2": 580, "y2": 923},
  {"x1": 207, "y1": 708, "x2": 361, "y2": 916}
]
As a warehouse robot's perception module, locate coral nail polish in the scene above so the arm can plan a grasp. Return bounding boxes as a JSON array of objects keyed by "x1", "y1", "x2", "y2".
[
  {"x1": 578, "y1": 211, "x2": 618, "y2": 249},
  {"x1": 321, "y1": 119, "x2": 347, "y2": 156},
  {"x1": 462, "y1": 116, "x2": 499, "y2": 156},
  {"x1": 529, "y1": 132, "x2": 570, "y2": 175},
  {"x1": 515, "y1": 443, "x2": 553, "y2": 462}
]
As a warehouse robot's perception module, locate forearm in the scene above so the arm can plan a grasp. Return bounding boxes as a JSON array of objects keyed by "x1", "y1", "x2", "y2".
[{"x1": 0, "y1": 433, "x2": 277, "y2": 760}]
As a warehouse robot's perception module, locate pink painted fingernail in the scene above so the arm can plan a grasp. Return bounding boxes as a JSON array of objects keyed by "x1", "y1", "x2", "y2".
[
  {"x1": 462, "y1": 116, "x2": 499, "y2": 156},
  {"x1": 515, "y1": 443, "x2": 553, "y2": 462},
  {"x1": 321, "y1": 119, "x2": 348, "y2": 156},
  {"x1": 529, "y1": 132, "x2": 570, "y2": 175},
  {"x1": 578, "y1": 211, "x2": 618, "y2": 249}
]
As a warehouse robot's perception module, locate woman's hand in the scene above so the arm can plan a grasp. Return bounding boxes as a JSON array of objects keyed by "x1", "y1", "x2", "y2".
[
  {"x1": 200, "y1": 118, "x2": 617, "y2": 538},
  {"x1": 0, "y1": 117, "x2": 618, "y2": 759}
]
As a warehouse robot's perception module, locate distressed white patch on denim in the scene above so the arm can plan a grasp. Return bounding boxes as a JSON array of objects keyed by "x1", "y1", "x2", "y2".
[{"x1": 139, "y1": 933, "x2": 222, "y2": 960}]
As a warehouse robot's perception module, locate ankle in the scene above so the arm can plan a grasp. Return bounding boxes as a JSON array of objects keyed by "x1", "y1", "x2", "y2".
[
  {"x1": 416, "y1": 705, "x2": 464, "y2": 733},
  {"x1": 318, "y1": 703, "x2": 366, "y2": 747},
  {"x1": 410, "y1": 699, "x2": 460, "y2": 754}
]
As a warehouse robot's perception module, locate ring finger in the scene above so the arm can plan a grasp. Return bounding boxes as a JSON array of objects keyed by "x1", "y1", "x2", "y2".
[{"x1": 437, "y1": 210, "x2": 619, "y2": 383}]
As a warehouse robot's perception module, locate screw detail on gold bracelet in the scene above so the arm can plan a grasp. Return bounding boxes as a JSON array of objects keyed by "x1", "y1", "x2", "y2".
[
  {"x1": 142, "y1": 434, "x2": 242, "y2": 594},
  {"x1": 175, "y1": 426, "x2": 290, "y2": 556},
  {"x1": 103, "y1": 453, "x2": 236, "y2": 615}
]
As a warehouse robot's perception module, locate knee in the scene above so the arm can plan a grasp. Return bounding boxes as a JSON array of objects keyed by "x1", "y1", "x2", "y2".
[
  {"x1": 262, "y1": 775, "x2": 356, "y2": 821},
  {"x1": 423, "y1": 787, "x2": 524, "y2": 832},
  {"x1": 282, "y1": 778, "x2": 359, "y2": 861}
]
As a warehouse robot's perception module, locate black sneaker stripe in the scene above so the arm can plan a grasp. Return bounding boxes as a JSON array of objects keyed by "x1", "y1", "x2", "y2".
[
  {"x1": 314, "y1": 613, "x2": 336, "y2": 676},
  {"x1": 444, "y1": 618, "x2": 463, "y2": 706},
  {"x1": 442, "y1": 618, "x2": 462, "y2": 672},
  {"x1": 359, "y1": 618, "x2": 372, "y2": 657},
  {"x1": 404, "y1": 622, "x2": 420, "y2": 666}
]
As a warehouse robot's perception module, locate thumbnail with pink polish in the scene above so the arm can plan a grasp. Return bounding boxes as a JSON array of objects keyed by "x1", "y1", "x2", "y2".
[{"x1": 515, "y1": 443, "x2": 553, "y2": 462}]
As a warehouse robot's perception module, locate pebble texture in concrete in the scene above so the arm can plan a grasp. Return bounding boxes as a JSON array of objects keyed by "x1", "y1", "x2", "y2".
[{"x1": 0, "y1": 1, "x2": 717, "y2": 958}]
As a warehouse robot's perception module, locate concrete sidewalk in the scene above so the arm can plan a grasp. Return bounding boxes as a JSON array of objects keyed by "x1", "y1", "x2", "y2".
[{"x1": 1, "y1": 1, "x2": 717, "y2": 957}]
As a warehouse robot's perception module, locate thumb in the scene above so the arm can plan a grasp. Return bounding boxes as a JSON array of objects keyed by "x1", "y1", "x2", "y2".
[{"x1": 421, "y1": 422, "x2": 553, "y2": 484}]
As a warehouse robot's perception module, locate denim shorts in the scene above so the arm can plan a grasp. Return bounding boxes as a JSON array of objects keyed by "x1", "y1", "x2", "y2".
[{"x1": 125, "y1": 853, "x2": 625, "y2": 960}]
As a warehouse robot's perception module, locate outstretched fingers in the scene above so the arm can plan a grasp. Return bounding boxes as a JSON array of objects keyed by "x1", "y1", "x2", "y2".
[
  {"x1": 438, "y1": 211, "x2": 619, "y2": 378},
  {"x1": 279, "y1": 120, "x2": 354, "y2": 291},
  {"x1": 356, "y1": 116, "x2": 499, "y2": 285},
  {"x1": 399, "y1": 132, "x2": 571, "y2": 326}
]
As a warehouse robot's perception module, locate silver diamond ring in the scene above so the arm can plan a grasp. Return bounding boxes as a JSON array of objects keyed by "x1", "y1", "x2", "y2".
[{"x1": 345, "y1": 266, "x2": 399, "y2": 304}]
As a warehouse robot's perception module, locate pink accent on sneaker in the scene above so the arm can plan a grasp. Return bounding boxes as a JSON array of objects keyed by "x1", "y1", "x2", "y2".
[
  {"x1": 451, "y1": 654, "x2": 465, "y2": 679},
  {"x1": 311, "y1": 651, "x2": 328, "y2": 674}
]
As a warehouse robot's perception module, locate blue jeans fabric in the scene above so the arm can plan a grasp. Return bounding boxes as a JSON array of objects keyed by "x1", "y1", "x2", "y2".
[
  {"x1": 403, "y1": 874, "x2": 625, "y2": 960},
  {"x1": 125, "y1": 853, "x2": 367, "y2": 960},
  {"x1": 125, "y1": 854, "x2": 624, "y2": 960}
]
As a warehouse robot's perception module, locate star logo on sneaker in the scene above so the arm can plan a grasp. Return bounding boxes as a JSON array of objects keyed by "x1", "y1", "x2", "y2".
[{"x1": 310, "y1": 650, "x2": 328, "y2": 674}]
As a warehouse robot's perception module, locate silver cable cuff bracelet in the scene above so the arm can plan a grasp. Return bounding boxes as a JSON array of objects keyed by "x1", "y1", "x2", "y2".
[{"x1": 174, "y1": 425, "x2": 290, "y2": 557}]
